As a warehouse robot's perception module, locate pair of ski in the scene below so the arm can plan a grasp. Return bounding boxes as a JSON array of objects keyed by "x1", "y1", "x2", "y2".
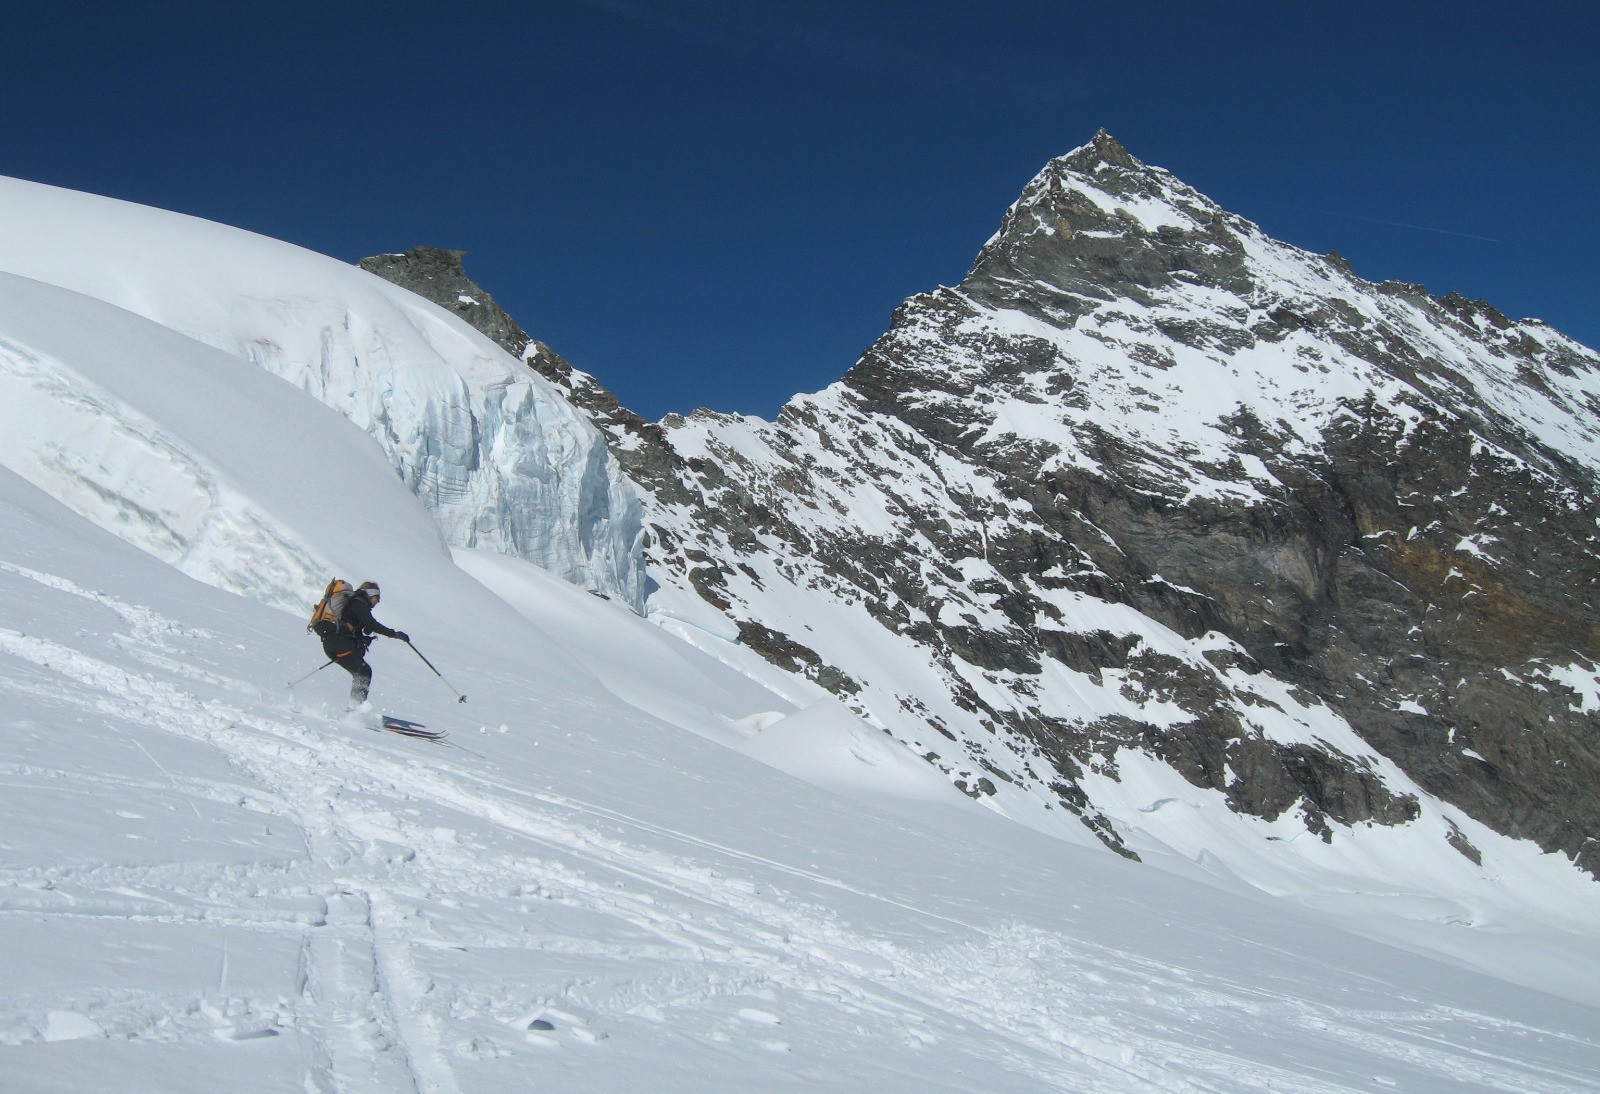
[{"x1": 381, "y1": 716, "x2": 447, "y2": 741}]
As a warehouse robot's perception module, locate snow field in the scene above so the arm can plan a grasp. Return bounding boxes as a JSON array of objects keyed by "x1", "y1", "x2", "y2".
[
  {"x1": 1, "y1": 171, "x2": 1598, "y2": 1090},
  {"x1": 4, "y1": 495, "x2": 1599, "y2": 1091}
]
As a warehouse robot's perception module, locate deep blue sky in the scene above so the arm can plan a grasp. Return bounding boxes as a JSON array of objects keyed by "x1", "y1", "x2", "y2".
[{"x1": 6, "y1": 3, "x2": 1596, "y2": 420}]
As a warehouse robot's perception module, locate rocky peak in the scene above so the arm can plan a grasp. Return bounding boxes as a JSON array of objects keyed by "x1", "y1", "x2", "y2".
[
  {"x1": 965, "y1": 133, "x2": 1254, "y2": 321},
  {"x1": 359, "y1": 246, "x2": 533, "y2": 359},
  {"x1": 689, "y1": 134, "x2": 1600, "y2": 873},
  {"x1": 1060, "y1": 128, "x2": 1142, "y2": 172}
]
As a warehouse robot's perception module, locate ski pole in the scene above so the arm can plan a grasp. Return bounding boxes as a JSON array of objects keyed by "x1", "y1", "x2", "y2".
[
  {"x1": 288, "y1": 659, "x2": 336, "y2": 688},
  {"x1": 406, "y1": 640, "x2": 467, "y2": 703}
]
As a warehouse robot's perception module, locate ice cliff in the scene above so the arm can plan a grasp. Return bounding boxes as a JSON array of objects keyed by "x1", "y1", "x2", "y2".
[{"x1": 0, "y1": 176, "x2": 647, "y2": 612}]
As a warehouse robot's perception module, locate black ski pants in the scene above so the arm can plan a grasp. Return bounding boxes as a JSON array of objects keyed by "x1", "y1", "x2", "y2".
[
  {"x1": 322, "y1": 633, "x2": 374, "y2": 705},
  {"x1": 337, "y1": 652, "x2": 373, "y2": 704}
]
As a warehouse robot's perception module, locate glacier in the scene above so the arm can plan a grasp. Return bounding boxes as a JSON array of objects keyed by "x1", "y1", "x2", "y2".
[{"x1": 0, "y1": 175, "x2": 647, "y2": 612}]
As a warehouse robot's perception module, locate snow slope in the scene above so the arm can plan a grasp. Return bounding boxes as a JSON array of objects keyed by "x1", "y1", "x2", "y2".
[
  {"x1": 0, "y1": 176, "x2": 646, "y2": 610},
  {"x1": 0, "y1": 197, "x2": 1598, "y2": 1090},
  {"x1": 1, "y1": 276, "x2": 1597, "y2": 1091}
]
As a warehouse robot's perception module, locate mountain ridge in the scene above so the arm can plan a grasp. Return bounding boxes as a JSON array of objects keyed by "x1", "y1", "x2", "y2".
[{"x1": 370, "y1": 132, "x2": 1600, "y2": 881}]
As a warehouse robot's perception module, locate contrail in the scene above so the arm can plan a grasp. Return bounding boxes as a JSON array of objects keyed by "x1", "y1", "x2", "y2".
[{"x1": 1317, "y1": 209, "x2": 1499, "y2": 243}]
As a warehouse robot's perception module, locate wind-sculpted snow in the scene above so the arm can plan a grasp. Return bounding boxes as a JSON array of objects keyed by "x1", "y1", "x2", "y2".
[{"x1": 0, "y1": 176, "x2": 646, "y2": 610}]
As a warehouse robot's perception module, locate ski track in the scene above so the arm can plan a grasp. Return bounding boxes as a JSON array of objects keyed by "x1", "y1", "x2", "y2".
[{"x1": 1, "y1": 565, "x2": 1598, "y2": 1091}]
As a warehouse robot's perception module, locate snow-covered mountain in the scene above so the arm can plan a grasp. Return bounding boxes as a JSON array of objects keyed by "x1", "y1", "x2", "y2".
[
  {"x1": 1, "y1": 149, "x2": 1599, "y2": 1091},
  {"x1": 491, "y1": 132, "x2": 1600, "y2": 890}
]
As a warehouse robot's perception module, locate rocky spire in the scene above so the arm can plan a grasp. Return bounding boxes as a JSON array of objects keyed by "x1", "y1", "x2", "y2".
[
  {"x1": 1061, "y1": 128, "x2": 1141, "y2": 171},
  {"x1": 963, "y1": 129, "x2": 1236, "y2": 319}
]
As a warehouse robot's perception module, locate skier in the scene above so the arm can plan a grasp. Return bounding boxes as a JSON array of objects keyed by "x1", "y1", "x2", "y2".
[{"x1": 319, "y1": 581, "x2": 409, "y2": 706}]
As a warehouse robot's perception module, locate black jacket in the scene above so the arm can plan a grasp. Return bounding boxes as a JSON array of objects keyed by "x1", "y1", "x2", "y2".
[
  {"x1": 321, "y1": 591, "x2": 401, "y2": 659},
  {"x1": 342, "y1": 591, "x2": 401, "y2": 641}
]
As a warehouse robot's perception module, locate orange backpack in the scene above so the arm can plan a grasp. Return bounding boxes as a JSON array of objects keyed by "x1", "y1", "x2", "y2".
[{"x1": 308, "y1": 579, "x2": 353, "y2": 637}]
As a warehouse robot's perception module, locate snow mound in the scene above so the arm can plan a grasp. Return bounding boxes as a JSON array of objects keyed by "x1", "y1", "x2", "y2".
[{"x1": 0, "y1": 175, "x2": 646, "y2": 610}]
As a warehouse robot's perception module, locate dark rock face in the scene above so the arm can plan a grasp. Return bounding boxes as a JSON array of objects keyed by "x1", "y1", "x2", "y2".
[
  {"x1": 760, "y1": 134, "x2": 1598, "y2": 864},
  {"x1": 359, "y1": 247, "x2": 534, "y2": 359},
  {"x1": 365, "y1": 134, "x2": 1600, "y2": 875},
  {"x1": 657, "y1": 133, "x2": 1598, "y2": 866}
]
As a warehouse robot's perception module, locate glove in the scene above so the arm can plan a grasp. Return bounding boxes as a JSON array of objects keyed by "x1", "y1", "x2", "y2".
[{"x1": 394, "y1": 631, "x2": 410, "y2": 643}]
